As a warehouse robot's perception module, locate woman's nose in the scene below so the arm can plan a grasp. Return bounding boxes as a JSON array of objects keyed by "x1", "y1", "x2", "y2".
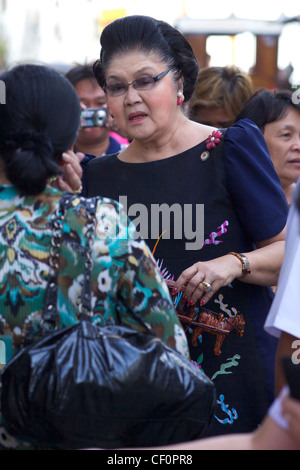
[
  {"x1": 291, "y1": 135, "x2": 300, "y2": 151},
  {"x1": 124, "y1": 85, "x2": 142, "y2": 104}
]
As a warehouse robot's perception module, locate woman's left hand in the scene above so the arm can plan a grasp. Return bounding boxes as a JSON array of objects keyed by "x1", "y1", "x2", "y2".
[
  {"x1": 173, "y1": 254, "x2": 242, "y2": 306},
  {"x1": 55, "y1": 149, "x2": 84, "y2": 193}
]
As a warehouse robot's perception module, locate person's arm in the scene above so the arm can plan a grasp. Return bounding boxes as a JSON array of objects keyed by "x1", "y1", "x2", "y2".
[
  {"x1": 145, "y1": 415, "x2": 296, "y2": 450},
  {"x1": 233, "y1": 229, "x2": 286, "y2": 286},
  {"x1": 174, "y1": 119, "x2": 288, "y2": 304},
  {"x1": 125, "y1": 387, "x2": 299, "y2": 450},
  {"x1": 119, "y1": 410, "x2": 297, "y2": 451},
  {"x1": 264, "y1": 191, "x2": 300, "y2": 394},
  {"x1": 174, "y1": 231, "x2": 285, "y2": 306}
]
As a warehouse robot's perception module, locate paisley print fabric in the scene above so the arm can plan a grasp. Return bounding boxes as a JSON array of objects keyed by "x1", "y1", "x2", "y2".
[{"x1": 0, "y1": 184, "x2": 189, "y2": 450}]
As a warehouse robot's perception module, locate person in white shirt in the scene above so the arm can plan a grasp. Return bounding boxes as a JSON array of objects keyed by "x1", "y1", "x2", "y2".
[{"x1": 265, "y1": 178, "x2": 300, "y2": 394}]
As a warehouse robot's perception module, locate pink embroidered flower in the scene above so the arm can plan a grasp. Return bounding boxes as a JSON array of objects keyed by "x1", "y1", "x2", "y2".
[{"x1": 206, "y1": 130, "x2": 222, "y2": 149}]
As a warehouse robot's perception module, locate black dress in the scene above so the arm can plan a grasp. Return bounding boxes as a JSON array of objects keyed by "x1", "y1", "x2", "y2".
[{"x1": 86, "y1": 119, "x2": 288, "y2": 436}]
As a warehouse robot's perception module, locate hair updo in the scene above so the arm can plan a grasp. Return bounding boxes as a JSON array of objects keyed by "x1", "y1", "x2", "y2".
[
  {"x1": 93, "y1": 15, "x2": 199, "y2": 102},
  {"x1": 0, "y1": 64, "x2": 81, "y2": 195}
]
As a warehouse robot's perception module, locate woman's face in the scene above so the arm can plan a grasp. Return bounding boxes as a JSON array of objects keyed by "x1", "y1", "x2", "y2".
[
  {"x1": 105, "y1": 50, "x2": 179, "y2": 142},
  {"x1": 263, "y1": 107, "x2": 300, "y2": 189}
]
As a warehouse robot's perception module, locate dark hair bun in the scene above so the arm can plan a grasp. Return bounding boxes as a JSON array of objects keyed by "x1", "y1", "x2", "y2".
[
  {"x1": 0, "y1": 130, "x2": 61, "y2": 195},
  {"x1": 0, "y1": 64, "x2": 81, "y2": 196}
]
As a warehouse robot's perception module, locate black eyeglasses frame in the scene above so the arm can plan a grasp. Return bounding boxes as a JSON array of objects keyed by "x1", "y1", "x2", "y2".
[{"x1": 103, "y1": 67, "x2": 173, "y2": 97}]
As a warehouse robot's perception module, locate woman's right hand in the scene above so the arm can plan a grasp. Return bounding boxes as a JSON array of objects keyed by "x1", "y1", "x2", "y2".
[
  {"x1": 53, "y1": 149, "x2": 84, "y2": 193},
  {"x1": 173, "y1": 254, "x2": 242, "y2": 307}
]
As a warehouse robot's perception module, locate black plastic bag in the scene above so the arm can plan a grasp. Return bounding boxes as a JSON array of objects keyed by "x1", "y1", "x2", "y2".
[{"x1": 1, "y1": 319, "x2": 216, "y2": 449}]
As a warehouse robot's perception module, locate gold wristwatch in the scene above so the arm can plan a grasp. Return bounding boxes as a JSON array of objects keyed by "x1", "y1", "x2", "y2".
[{"x1": 228, "y1": 252, "x2": 251, "y2": 276}]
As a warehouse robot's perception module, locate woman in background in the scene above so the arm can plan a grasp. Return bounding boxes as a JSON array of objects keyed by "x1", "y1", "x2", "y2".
[
  {"x1": 237, "y1": 89, "x2": 300, "y2": 205},
  {"x1": 188, "y1": 65, "x2": 253, "y2": 128}
]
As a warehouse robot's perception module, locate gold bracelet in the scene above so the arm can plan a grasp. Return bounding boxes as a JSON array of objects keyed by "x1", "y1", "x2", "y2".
[{"x1": 228, "y1": 252, "x2": 251, "y2": 276}]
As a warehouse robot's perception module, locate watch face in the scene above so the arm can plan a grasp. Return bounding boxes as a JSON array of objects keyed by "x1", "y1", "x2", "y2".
[
  {"x1": 229, "y1": 252, "x2": 251, "y2": 275},
  {"x1": 239, "y1": 254, "x2": 250, "y2": 273}
]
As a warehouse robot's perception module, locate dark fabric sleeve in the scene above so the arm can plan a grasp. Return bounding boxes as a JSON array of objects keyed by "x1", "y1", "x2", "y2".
[{"x1": 223, "y1": 118, "x2": 288, "y2": 242}]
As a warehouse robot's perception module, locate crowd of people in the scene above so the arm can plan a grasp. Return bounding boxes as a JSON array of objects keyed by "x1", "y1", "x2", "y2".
[{"x1": 0, "y1": 13, "x2": 299, "y2": 451}]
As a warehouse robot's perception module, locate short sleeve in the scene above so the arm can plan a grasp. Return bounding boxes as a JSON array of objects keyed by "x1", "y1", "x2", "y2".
[
  {"x1": 265, "y1": 183, "x2": 300, "y2": 338},
  {"x1": 224, "y1": 118, "x2": 288, "y2": 242}
]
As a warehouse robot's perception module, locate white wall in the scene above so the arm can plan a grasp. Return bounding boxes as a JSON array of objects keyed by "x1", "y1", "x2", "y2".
[{"x1": 0, "y1": 0, "x2": 185, "y2": 68}]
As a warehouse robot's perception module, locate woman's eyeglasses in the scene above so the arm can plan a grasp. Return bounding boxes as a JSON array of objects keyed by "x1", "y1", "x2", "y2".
[{"x1": 103, "y1": 67, "x2": 172, "y2": 97}]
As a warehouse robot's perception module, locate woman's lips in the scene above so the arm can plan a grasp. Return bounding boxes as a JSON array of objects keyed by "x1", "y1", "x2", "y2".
[
  {"x1": 288, "y1": 158, "x2": 300, "y2": 166},
  {"x1": 128, "y1": 112, "x2": 147, "y2": 122}
]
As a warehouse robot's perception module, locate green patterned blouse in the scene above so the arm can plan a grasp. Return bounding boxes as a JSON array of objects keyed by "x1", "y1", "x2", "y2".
[
  {"x1": 0, "y1": 184, "x2": 188, "y2": 360},
  {"x1": 0, "y1": 184, "x2": 189, "y2": 449}
]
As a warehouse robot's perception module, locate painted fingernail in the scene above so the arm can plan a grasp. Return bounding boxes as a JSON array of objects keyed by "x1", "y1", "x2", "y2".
[
  {"x1": 172, "y1": 288, "x2": 178, "y2": 294},
  {"x1": 200, "y1": 300, "x2": 206, "y2": 306},
  {"x1": 183, "y1": 296, "x2": 188, "y2": 302},
  {"x1": 188, "y1": 300, "x2": 194, "y2": 306}
]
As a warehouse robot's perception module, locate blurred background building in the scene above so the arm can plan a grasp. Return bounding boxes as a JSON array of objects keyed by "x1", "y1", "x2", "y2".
[{"x1": 0, "y1": 0, "x2": 299, "y2": 89}]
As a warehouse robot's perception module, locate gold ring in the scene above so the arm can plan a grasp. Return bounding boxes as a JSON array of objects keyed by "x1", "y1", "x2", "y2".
[
  {"x1": 201, "y1": 281, "x2": 212, "y2": 293},
  {"x1": 73, "y1": 184, "x2": 83, "y2": 195}
]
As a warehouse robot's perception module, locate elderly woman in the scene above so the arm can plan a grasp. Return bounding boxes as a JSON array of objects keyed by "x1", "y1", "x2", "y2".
[
  {"x1": 63, "y1": 15, "x2": 288, "y2": 437},
  {"x1": 237, "y1": 89, "x2": 300, "y2": 205},
  {"x1": 83, "y1": 14, "x2": 288, "y2": 438}
]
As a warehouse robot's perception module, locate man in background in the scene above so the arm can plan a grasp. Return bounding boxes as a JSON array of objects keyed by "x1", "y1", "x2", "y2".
[{"x1": 66, "y1": 63, "x2": 129, "y2": 194}]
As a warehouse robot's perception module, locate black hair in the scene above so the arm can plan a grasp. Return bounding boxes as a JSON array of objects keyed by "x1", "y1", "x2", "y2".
[
  {"x1": 0, "y1": 64, "x2": 81, "y2": 196},
  {"x1": 65, "y1": 62, "x2": 96, "y2": 86},
  {"x1": 93, "y1": 15, "x2": 199, "y2": 102},
  {"x1": 236, "y1": 88, "x2": 300, "y2": 133}
]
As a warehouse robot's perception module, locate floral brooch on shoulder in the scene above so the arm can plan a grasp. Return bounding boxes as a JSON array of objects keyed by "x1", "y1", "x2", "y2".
[{"x1": 206, "y1": 130, "x2": 223, "y2": 149}]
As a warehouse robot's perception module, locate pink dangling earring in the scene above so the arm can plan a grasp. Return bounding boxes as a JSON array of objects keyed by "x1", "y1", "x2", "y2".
[{"x1": 177, "y1": 91, "x2": 184, "y2": 106}]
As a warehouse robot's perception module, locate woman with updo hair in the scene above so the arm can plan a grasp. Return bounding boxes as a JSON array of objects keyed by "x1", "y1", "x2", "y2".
[
  {"x1": 82, "y1": 15, "x2": 289, "y2": 437},
  {"x1": 0, "y1": 64, "x2": 188, "y2": 449},
  {"x1": 0, "y1": 65, "x2": 84, "y2": 195}
]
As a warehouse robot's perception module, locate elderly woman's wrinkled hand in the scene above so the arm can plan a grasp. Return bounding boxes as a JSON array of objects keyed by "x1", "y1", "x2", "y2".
[{"x1": 173, "y1": 254, "x2": 242, "y2": 306}]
